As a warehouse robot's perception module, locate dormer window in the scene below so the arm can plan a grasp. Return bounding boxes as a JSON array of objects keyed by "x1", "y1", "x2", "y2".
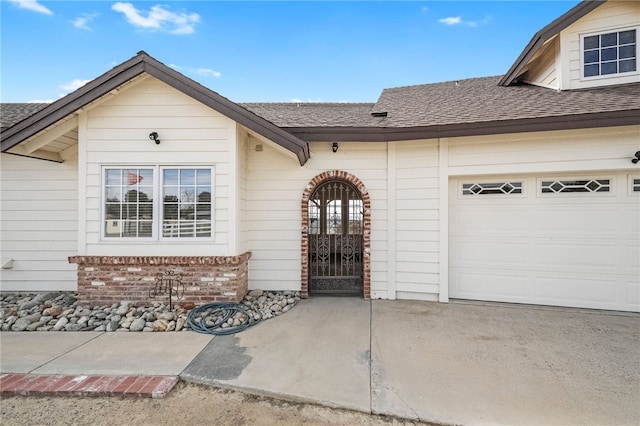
[{"x1": 582, "y1": 29, "x2": 637, "y2": 78}]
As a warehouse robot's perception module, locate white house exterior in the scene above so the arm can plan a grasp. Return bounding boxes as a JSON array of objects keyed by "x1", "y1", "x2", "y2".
[{"x1": 1, "y1": 0, "x2": 639, "y2": 312}]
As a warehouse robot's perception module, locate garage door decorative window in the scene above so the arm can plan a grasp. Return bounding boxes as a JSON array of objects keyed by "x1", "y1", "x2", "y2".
[
  {"x1": 462, "y1": 182, "x2": 522, "y2": 195},
  {"x1": 541, "y1": 179, "x2": 610, "y2": 193}
]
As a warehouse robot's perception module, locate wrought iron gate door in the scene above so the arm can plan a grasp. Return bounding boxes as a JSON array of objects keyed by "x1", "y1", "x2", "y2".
[{"x1": 308, "y1": 180, "x2": 364, "y2": 295}]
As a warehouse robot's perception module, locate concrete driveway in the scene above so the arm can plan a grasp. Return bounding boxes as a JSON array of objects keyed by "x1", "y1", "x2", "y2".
[{"x1": 182, "y1": 298, "x2": 640, "y2": 425}]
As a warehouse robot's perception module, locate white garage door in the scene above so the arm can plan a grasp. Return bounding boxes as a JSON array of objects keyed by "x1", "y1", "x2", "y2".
[{"x1": 450, "y1": 173, "x2": 640, "y2": 312}]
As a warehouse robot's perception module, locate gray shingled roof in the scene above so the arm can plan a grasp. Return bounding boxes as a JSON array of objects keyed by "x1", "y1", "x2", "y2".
[
  {"x1": 2, "y1": 76, "x2": 639, "y2": 142},
  {"x1": 370, "y1": 76, "x2": 640, "y2": 128},
  {"x1": 1, "y1": 103, "x2": 49, "y2": 130},
  {"x1": 241, "y1": 103, "x2": 380, "y2": 127}
]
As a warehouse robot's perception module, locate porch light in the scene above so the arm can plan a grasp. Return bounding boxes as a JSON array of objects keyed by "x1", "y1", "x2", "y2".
[
  {"x1": 332, "y1": 142, "x2": 339, "y2": 153},
  {"x1": 149, "y1": 132, "x2": 161, "y2": 145},
  {"x1": 632, "y1": 151, "x2": 640, "y2": 164}
]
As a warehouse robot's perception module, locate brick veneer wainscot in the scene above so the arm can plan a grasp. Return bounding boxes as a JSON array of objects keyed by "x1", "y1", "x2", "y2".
[{"x1": 68, "y1": 253, "x2": 251, "y2": 307}]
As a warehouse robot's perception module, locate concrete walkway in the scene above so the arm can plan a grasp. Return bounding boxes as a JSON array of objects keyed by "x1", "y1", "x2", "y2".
[{"x1": 2, "y1": 298, "x2": 639, "y2": 425}]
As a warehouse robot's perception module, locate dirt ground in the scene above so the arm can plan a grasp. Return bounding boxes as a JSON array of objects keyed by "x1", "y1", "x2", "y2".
[{"x1": 0, "y1": 382, "x2": 431, "y2": 426}]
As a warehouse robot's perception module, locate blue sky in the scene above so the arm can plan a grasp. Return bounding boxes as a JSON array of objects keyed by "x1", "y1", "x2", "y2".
[{"x1": 1, "y1": 0, "x2": 580, "y2": 103}]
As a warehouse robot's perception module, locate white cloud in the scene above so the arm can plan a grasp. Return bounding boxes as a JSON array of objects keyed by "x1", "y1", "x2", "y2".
[
  {"x1": 59, "y1": 79, "x2": 91, "y2": 92},
  {"x1": 169, "y1": 64, "x2": 221, "y2": 78},
  {"x1": 112, "y1": 2, "x2": 200, "y2": 35},
  {"x1": 438, "y1": 15, "x2": 492, "y2": 27},
  {"x1": 421, "y1": 6, "x2": 429, "y2": 13},
  {"x1": 27, "y1": 99, "x2": 54, "y2": 103},
  {"x1": 196, "y1": 68, "x2": 221, "y2": 78},
  {"x1": 438, "y1": 16, "x2": 461, "y2": 26},
  {"x1": 71, "y1": 13, "x2": 98, "y2": 30},
  {"x1": 8, "y1": 0, "x2": 53, "y2": 15}
]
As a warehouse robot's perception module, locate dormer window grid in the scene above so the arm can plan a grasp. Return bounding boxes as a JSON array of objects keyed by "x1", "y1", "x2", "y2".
[{"x1": 583, "y1": 28, "x2": 637, "y2": 78}]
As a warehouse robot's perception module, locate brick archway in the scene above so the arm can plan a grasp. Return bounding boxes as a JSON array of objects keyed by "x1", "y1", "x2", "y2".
[{"x1": 301, "y1": 170, "x2": 371, "y2": 299}]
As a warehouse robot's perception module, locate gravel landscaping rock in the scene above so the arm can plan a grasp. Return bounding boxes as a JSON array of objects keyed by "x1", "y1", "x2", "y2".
[{"x1": 0, "y1": 290, "x2": 300, "y2": 332}]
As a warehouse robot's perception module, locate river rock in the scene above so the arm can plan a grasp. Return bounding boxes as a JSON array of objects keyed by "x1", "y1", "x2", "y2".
[{"x1": 129, "y1": 318, "x2": 146, "y2": 332}]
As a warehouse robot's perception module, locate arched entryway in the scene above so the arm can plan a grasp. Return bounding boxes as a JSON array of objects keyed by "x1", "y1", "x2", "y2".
[{"x1": 301, "y1": 171, "x2": 371, "y2": 299}]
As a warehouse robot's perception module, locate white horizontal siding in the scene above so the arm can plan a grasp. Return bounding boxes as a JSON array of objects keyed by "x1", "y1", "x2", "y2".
[
  {"x1": 394, "y1": 140, "x2": 440, "y2": 300},
  {"x1": 0, "y1": 154, "x2": 78, "y2": 291},
  {"x1": 245, "y1": 140, "x2": 389, "y2": 292},
  {"x1": 81, "y1": 77, "x2": 235, "y2": 256},
  {"x1": 448, "y1": 126, "x2": 640, "y2": 175},
  {"x1": 560, "y1": 1, "x2": 640, "y2": 89}
]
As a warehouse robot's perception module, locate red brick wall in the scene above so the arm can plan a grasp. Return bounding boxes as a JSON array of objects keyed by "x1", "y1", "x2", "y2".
[
  {"x1": 301, "y1": 170, "x2": 371, "y2": 299},
  {"x1": 68, "y1": 253, "x2": 251, "y2": 307}
]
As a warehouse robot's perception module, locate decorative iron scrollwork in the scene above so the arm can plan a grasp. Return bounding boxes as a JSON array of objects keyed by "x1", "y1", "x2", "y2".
[{"x1": 149, "y1": 270, "x2": 185, "y2": 310}]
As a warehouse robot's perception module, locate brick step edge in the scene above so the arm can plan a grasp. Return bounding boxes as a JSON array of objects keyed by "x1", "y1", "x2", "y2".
[{"x1": 0, "y1": 374, "x2": 179, "y2": 398}]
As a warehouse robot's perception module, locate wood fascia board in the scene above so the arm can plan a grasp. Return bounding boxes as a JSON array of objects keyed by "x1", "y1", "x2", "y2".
[
  {"x1": 498, "y1": 0, "x2": 606, "y2": 86},
  {"x1": 6, "y1": 146, "x2": 63, "y2": 162},
  {"x1": 287, "y1": 109, "x2": 640, "y2": 142},
  {"x1": 141, "y1": 61, "x2": 310, "y2": 166},
  {"x1": 1, "y1": 62, "x2": 145, "y2": 152},
  {"x1": 22, "y1": 116, "x2": 79, "y2": 154}
]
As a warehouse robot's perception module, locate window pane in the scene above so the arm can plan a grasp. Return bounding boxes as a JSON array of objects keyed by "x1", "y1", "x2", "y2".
[
  {"x1": 584, "y1": 63, "x2": 599, "y2": 77},
  {"x1": 105, "y1": 169, "x2": 123, "y2": 186},
  {"x1": 620, "y1": 59, "x2": 636, "y2": 73},
  {"x1": 601, "y1": 32, "x2": 617, "y2": 47},
  {"x1": 164, "y1": 169, "x2": 179, "y2": 185},
  {"x1": 619, "y1": 29, "x2": 636, "y2": 45},
  {"x1": 196, "y1": 169, "x2": 211, "y2": 185},
  {"x1": 180, "y1": 169, "x2": 196, "y2": 185},
  {"x1": 584, "y1": 35, "x2": 599, "y2": 49},
  {"x1": 162, "y1": 168, "x2": 212, "y2": 238},
  {"x1": 601, "y1": 61, "x2": 617, "y2": 75},
  {"x1": 619, "y1": 44, "x2": 635, "y2": 59},
  {"x1": 104, "y1": 168, "x2": 154, "y2": 238},
  {"x1": 601, "y1": 47, "x2": 617, "y2": 61},
  {"x1": 584, "y1": 50, "x2": 599, "y2": 63}
]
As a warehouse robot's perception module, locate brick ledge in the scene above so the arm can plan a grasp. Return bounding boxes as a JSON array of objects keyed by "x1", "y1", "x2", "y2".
[{"x1": 69, "y1": 252, "x2": 252, "y2": 266}]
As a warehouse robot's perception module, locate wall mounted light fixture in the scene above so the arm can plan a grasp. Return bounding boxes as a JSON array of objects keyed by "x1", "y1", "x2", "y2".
[
  {"x1": 632, "y1": 151, "x2": 640, "y2": 164},
  {"x1": 149, "y1": 132, "x2": 161, "y2": 145},
  {"x1": 332, "y1": 142, "x2": 339, "y2": 153}
]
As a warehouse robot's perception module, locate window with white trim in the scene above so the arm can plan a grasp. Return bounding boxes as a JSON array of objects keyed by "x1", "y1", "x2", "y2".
[
  {"x1": 582, "y1": 29, "x2": 637, "y2": 78},
  {"x1": 103, "y1": 166, "x2": 213, "y2": 240}
]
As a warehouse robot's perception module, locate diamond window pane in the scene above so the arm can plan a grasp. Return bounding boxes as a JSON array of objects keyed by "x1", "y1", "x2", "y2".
[
  {"x1": 461, "y1": 182, "x2": 523, "y2": 196},
  {"x1": 541, "y1": 179, "x2": 610, "y2": 194}
]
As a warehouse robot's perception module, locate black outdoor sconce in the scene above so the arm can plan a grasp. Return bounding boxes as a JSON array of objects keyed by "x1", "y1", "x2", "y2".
[
  {"x1": 149, "y1": 131, "x2": 161, "y2": 145},
  {"x1": 632, "y1": 151, "x2": 640, "y2": 164},
  {"x1": 332, "y1": 142, "x2": 339, "y2": 153}
]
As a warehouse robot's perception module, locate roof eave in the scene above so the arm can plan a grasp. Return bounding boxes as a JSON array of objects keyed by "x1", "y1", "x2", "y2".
[
  {"x1": 1, "y1": 52, "x2": 310, "y2": 166},
  {"x1": 286, "y1": 109, "x2": 640, "y2": 142},
  {"x1": 1, "y1": 59, "x2": 146, "y2": 152},
  {"x1": 498, "y1": 0, "x2": 606, "y2": 86}
]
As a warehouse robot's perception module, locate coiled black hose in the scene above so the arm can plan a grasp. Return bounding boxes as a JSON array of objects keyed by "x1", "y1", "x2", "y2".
[{"x1": 187, "y1": 302, "x2": 260, "y2": 335}]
